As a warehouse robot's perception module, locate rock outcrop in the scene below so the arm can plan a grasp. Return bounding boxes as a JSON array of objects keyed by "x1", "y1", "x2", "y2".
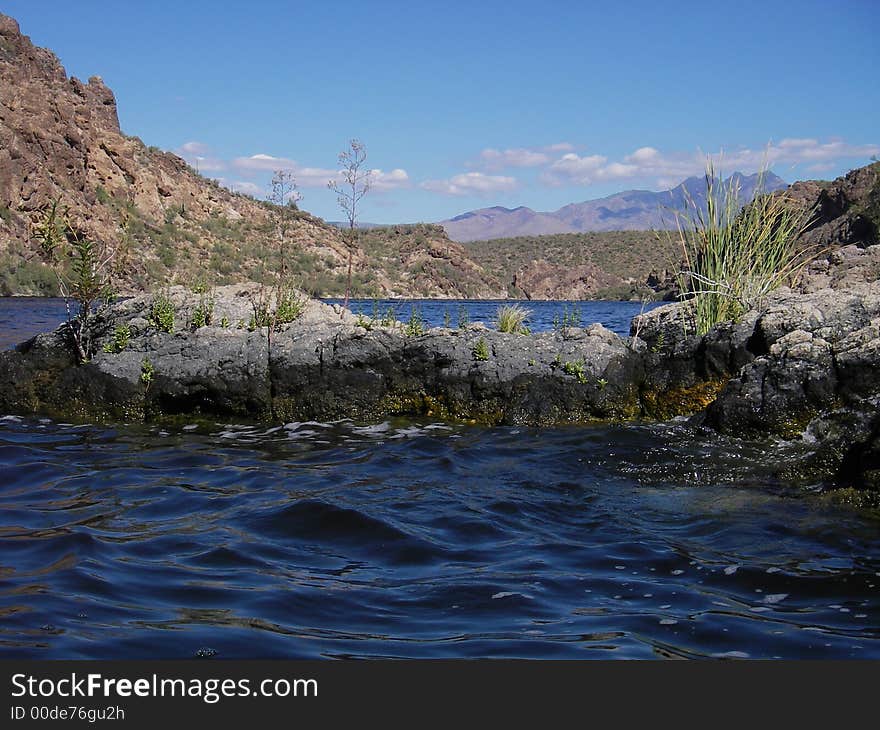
[
  {"x1": 5, "y1": 277, "x2": 880, "y2": 494},
  {"x1": 632, "y1": 280, "x2": 880, "y2": 492},
  {"x1": 0, "y1": 284, "x2": 643, "y2": 426}
]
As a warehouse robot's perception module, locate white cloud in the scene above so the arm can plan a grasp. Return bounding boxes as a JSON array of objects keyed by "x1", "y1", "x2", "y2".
[
  {"x1": 179, "y1": 141, "x2": 210, "y2": 155},
  {"x1": 231, "y1": 153, "x2": 298, "y2": 172},
  {"x1": 176, "y1": 140, "x2": 225, "y2": 171},
  {"x1": 229, "y1": 156, "x2": 410, "y2": 191},
  {"x1": 539, "y1": 138, "x2": 880, "y2": 188},
  {"x1": 228, "y1": 181, "x2": 263, "y2": 196},
  {"x1": 479, "y1": 147, "x2": 549, "y2": 170},
  {"x1": 474, "y1": 142, "x2": 575, "y2": 171},
  {"x1": 540, "y1": 153, "x2": 607, "y2": 185},
  {"x1": 421, "y1": 172, "x2": 518, "y2": 197},
  {"x1": 369, "y1": 168, "x2": 411, "y2": 192},
  {"x1": 626, "y1": 146, "x2": 661, "y2": 164},
  {"x1": 296, "y1": 166, "x2": 343, "y2": 188}
]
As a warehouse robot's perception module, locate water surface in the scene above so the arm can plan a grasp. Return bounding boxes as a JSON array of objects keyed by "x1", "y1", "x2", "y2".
[
  {"x1": 0, "y1": 415, "x2": 877, "y2": 659},
  {"x1": 0, "y1": 297, "x2": 877, "y2": 660}
]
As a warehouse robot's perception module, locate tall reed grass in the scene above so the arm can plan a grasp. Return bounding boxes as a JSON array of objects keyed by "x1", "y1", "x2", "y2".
[
  {"x1": 496, "y1": 303, "x2": 532, "y2": 334},
  {"x1": 672, "y1": 161, "x2": 816, "y2": 335}
]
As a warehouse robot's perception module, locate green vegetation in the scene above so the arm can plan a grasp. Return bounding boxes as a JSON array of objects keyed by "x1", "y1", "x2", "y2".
[
  {"x1": 190, "y1": 293, "x2": 215, "y2": 329},
  {"x1": 671, "y1": 162, "x2": 816, "y2": 334},
  {"x1": 102, "y1": 324, "x2": 131, "y2": 353},
  {"x1": 149, "y1": 291, "x2": 175, "y2": 332},
  {"x1": 495, "y1": 303, "x2": 531, "y2": 334},
  {"x1": 472, "y1": 337, "x2": 490, "y2": 361},
  {"x1": 457, "y1": 304, "x2": 470, "y2": 329},
  {"x1": 248, "y1": 285, "x2": 305, "y2": 331},
  {"x1": 562, "y1": 358, "x2": 589, "y2": 384},
  {"x1": 94, "y1": 185, "x2": 111, "y2": 205},
  {"x1": 466, "y1": 230, "x2": 678, "y2": 300},
  {"x1": 553, "y1": 303, "x2": 582, "y2": 334},
  {"x1": 275, "y1": 288, "x2": 305, "y2": 324},
  {"x1": 140, "y1": 358, "x2": 155, "y2": 387},
  {"x1": 405, "y1": 305, "x2": 426, "y2": 336},
  {"x1": 356, "y1": 223, "x2": 498, "y2": 298},
  {"x1": 30, "y1": 198, "x2": 116, "y2": 361}
]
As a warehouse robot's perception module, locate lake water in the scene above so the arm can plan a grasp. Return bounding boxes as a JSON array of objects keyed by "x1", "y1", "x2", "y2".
[{"x1": 0, "y1": 298, "x2": 878, "y2": 659}]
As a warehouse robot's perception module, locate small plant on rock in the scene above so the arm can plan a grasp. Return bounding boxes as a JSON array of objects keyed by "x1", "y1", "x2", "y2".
[
  {"x1": 190, "y1": 292, "x2": 215, "y2": 329},
  {"x1": 472, "y1": 337, "x2": 490, "y2": 361},
  {"x1": 553, "y1": 303, "x2": 582, "y2": 339},
  {"x1": 275, "y1": 287, "x2": 305, "y2": 325},
  {"x1": 140, "y1": 358, "x2": 155, "y2": 387},
  {"x1": 102, "y1": 324, "x2": 131, "y2": 354},
  {"x1": 149, "y1": 291, "x2": 175, "y2": 333},
  {"x1": 562, "y1": 358, "x2": 588, "y2": 384},
  {"x1": 405, "y1": 305, "x2": 426, "y2": 337}
]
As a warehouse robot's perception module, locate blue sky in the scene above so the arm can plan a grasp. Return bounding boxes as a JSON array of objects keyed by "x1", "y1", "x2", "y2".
[{"x1": 4, "y1": 0, "x2": 879, "y2": 223}]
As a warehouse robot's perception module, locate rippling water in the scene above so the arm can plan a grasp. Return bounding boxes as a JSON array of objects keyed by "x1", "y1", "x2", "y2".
[
  {"x1": 327, "y1": 298, "x2": 662, "y2": 335},
  {"x1": 0, "y1": 297, "x2": 878, "y2": 659},
  {"x1": 0, "y1": 415, "x2": 877, "y2": 659}
]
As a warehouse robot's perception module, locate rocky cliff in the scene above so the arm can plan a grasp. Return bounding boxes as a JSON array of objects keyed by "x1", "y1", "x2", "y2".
[{"x1": 0, "y1": 14, "x2": 502, "y2": 299}]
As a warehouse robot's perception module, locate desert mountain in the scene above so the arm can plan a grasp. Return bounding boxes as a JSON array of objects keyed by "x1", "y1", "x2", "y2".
[
  {"x1": 0, "y1": 13, "x2": 501, "y2": 298},
  {"x1": 441, "y1": 172, "x2": 788, "y2": 242}
]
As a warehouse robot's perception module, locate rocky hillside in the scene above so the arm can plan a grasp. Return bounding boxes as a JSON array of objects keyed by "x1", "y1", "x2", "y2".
[
  {"x1": 466, "y1": 230, "x2": 680, "y2": 300},
  {"x1": 356, "y1": 224, "x2": 505, "y2": 298},
  {"x1": 0, "y1": 14, "x2": 501, "y2": 299}
]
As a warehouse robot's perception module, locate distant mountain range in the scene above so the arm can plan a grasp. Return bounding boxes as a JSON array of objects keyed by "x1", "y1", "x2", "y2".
[{"x1": 440, "y1": 172, "x2": 788, "y2": 242}]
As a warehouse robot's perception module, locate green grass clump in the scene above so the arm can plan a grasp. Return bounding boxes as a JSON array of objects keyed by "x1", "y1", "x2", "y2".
[
  {"x1": 496, "y1": 303, "x2": 531, "y2": 334},
  {"x1": 102, "y1": 324, "x2": 131, "y2": 353},
  {"x1": 472, "y1": 337, "x2": 490, "y2": 361},
  {"x1": 672, "y1": 161, "x2": 816, "y2": 334},
  {"x1": 149, "y1": 292, "x2": 175, "y2": 333}
]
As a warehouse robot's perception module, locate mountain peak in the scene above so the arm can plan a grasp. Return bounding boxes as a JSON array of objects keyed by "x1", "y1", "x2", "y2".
[{"x1": 441, "y1": 171, "x2": 788, "y2": 241}]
